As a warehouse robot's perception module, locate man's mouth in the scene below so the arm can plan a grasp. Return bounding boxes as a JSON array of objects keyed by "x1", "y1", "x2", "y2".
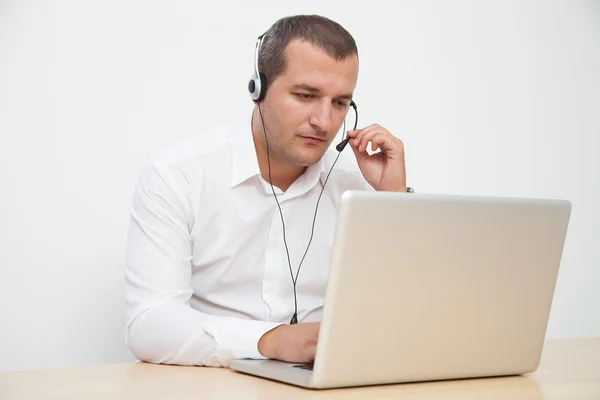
[{"x1": 300, "y1": 135, "x2": 326, "y2": 144}]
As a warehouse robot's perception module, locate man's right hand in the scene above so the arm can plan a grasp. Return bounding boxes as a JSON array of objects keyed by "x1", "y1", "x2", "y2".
[{"x1": 257, "y1": 322, "x2": 320, "y2": 363}]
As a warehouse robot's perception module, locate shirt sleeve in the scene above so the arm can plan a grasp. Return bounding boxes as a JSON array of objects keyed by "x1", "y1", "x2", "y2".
[{"x1": 124, "y1": 163, "x2": 282, "y2": 367}]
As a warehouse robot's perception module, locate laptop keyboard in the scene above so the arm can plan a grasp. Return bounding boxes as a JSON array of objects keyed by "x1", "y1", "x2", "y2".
[{"x1": 292, "y1": 363, "x2": 313, "y2": 371}]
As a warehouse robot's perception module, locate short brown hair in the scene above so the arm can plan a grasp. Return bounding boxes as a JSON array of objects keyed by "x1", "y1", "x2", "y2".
[{"x1": 258, "y1": 15, "x2": 358, "y2": 94}]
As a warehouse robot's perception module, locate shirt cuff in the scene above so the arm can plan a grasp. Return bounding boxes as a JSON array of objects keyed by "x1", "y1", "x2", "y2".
[{"x1": 205, "y1": 317, "x2": 283, "y2": 363}]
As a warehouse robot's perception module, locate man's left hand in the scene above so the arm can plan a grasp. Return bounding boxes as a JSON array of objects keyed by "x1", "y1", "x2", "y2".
[{"x1": 346, "y1": 124, "x2": 407, "y2": 192}]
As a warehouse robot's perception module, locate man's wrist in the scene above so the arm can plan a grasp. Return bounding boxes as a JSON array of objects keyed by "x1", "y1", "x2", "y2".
[{"x1": 257, "y1": 324, "x2": 284, "y2": 359}]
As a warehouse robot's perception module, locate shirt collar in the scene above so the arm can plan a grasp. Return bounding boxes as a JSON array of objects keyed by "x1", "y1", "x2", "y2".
[{"x1": 292, "y1": 152, "x2": 328, "y2": 195}]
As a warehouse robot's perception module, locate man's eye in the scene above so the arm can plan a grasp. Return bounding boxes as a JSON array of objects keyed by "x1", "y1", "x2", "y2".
[
  {"x1": 295, "y1": 93, "x2": 313, "y2": 100},
  {"x1": 335, "y1": 100, "x2": 348, "y2": 108}
]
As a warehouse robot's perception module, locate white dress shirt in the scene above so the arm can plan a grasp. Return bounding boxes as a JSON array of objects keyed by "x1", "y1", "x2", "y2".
[{"x1": 124, "y1": 121, "x2": 372, "y2": 367}]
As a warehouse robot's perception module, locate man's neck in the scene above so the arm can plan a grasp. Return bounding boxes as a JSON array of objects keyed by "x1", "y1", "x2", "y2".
[
  {"x1": 251, "y1": 109, "x2": 306, "y2": 192},
  {"x1": 251, "y1": 134, "x2": 306, "y2": 193}
]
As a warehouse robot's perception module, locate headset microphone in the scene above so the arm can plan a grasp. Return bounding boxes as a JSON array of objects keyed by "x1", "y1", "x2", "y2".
[{"x1": 335, "y1": 100, "x2": 358, "y2": 152}]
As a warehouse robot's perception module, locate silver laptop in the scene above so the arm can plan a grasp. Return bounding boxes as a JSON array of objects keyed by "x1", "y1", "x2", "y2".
[{"x1": 230, "y1": 190, "x2": 572, "y2": 389}]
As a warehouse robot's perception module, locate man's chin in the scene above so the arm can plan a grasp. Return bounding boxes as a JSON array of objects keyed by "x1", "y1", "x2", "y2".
[{"x1": 289, "y1": 149, "x2": 327, "y2": 167}]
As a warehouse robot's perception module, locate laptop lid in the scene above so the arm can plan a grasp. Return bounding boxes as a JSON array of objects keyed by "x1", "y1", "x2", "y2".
[{"x1": 311, "y1": 191, "x2": 571, "y2": 388}]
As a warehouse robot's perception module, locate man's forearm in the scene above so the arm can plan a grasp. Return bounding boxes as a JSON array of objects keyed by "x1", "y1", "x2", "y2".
[{"x1": 126, "y1": 301, "x2": 281, "y2": 367}]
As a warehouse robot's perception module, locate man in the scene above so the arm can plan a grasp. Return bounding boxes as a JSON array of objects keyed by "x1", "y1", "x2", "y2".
[{"x1": 124, "y1": 14, "x2": 407, "y2": 368}]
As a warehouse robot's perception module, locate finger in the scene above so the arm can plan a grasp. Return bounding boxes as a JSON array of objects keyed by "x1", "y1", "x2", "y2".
[
  {"x1": 349, "y1": 132, "x2": 365, "y2": 156},
  {"x1": 347, "y1": 123, "x2": 379, "y2": 143},
  {"x1": 346, "y1": 123, "x2": 377, "y2": 139},
  {"x1": 352, "y1": 125, "x2": 379, "y2": 152},
  {"x1": 367, "y1": 131, "x2": 405, "y2": 159},
  {"x1": 357, "y1": 126, "x2": 385, "y2": 152},
  {"x1": 349, "y1": 134, "x2": 370, "y2": 164},
  {"x1": 345, "y1": 129, "x2": 360, "y2": 139}
]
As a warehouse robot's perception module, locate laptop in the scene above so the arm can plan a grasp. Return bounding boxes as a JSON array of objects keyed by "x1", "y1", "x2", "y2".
[{"x1": 230, "y1": 190, "x2": 572, "y2": 389}]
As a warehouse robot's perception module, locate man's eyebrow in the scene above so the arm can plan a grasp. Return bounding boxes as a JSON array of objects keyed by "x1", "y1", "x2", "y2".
[
  {"x1": 292, "y1": 84, "x2": 320, "y2": 92},
  {"x1": 292, "y1": 84, "x2": 353, "y2": 100}
]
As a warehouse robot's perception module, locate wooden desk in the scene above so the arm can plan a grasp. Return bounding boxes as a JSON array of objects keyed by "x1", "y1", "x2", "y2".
[{"x1": 1, "y1": 337, "x2": 598, "y2": 399}]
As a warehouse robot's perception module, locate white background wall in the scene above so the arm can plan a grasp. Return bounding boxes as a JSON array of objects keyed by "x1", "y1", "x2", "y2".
[{"x1": 1, "y1": 0, "x2": 598, "y2": 372}]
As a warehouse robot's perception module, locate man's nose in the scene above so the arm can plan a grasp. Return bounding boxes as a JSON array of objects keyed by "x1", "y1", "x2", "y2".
[{"x1": 308, "y1": 100, "x2": 334, "y2": 133}]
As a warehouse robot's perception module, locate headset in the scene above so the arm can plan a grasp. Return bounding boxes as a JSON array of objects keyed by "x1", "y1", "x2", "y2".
[{"x1": 248, "y1": 33, "x2": 358, "y2": 324}]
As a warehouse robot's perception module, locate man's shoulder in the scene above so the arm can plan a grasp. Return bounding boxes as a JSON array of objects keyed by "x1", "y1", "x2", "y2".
[
  {"x1": 149, "y1": 123, "x2": 245, "y2": 169},
  {"x1": 133, "y1": 123, "x2": 247, "y2": 195}
]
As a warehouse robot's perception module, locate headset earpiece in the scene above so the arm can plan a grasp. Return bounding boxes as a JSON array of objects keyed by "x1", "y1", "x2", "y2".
[
  {"x1": 249, "y1": 35, "x2": 266, "y2": 102},
  {"x1": 248, "y1": 72, "x2": 266, "y2": 102}
]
